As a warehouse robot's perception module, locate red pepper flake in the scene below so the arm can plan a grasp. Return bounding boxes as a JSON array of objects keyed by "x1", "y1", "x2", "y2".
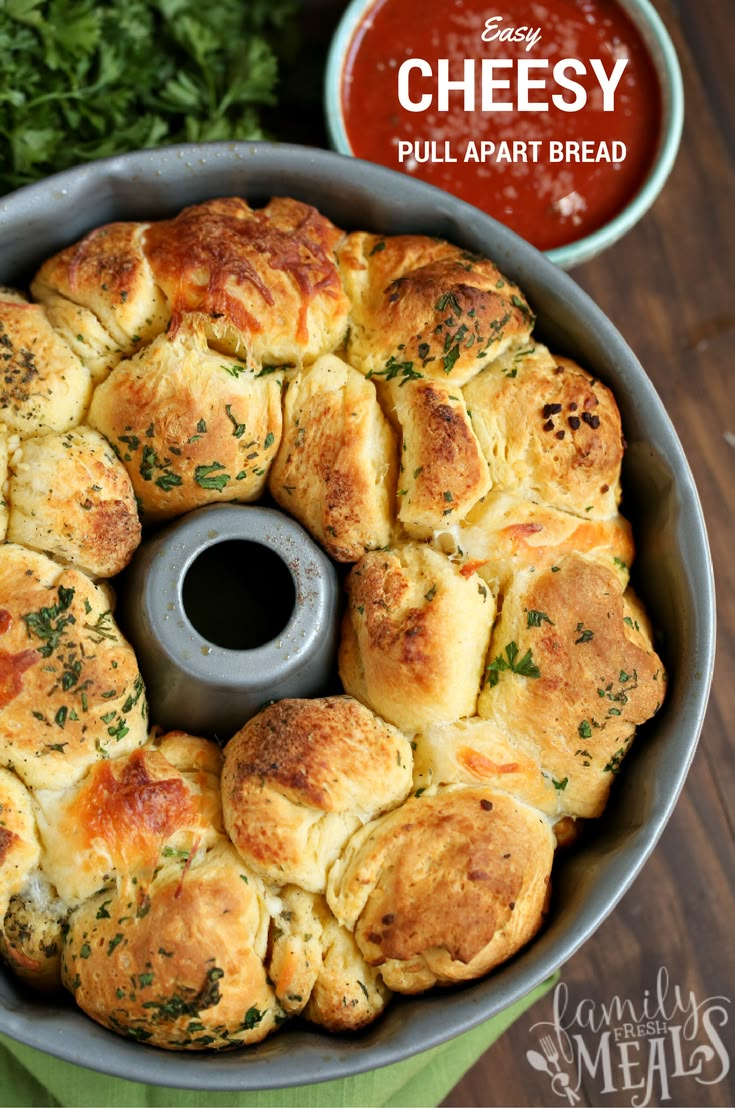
[
  {"x1": 542, "y1": 403, "x2": 562, "y2": 418},
  {"x1": 568, "y1": 416, "x2": 581, "y2": 430},
  {"x1": 480, "y1": 799, "x2": 493, "y2": 811}
]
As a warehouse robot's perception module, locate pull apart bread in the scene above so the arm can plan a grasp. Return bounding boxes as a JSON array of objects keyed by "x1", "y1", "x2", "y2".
[{"x1": 0, "y1": 199, "x2": 665, "y2": 1049}]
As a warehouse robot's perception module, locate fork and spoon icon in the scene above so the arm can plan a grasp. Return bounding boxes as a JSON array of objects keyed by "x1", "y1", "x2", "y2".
[{"x1": 526, "y1": 1034, "x2": 582, "y2": 1104}]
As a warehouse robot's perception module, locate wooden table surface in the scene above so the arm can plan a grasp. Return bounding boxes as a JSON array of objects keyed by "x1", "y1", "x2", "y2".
[
  {"x1": 286, "y1": 0, "x2": 734, "y2": 1103},
  {"x1": 440, "y1": 1, "x2": 735, "y2": 1104}
]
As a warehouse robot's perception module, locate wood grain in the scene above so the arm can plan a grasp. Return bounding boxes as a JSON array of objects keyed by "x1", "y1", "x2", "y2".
[{"x1": 444, "y1": 1, "x2": 735, "y2": 1104}]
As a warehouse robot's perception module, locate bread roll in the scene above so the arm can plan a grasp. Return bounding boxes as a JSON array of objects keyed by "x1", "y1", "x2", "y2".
[
  {"x1": 0, "y1": 768, "x2": 40, "y2": 919},
  {"x1": 88, "y1": 328, "x2": 283, "y2": 520},
  {"x1": 0, "y1": 873, "x2": 69, "y2": 991},
  {"x1": 268, "y1": 354, "x2": 396, "y2": 560},
  {"x1": 327, "y1": 787, "x2": 554, "y2": 992},
  {"x1": 454, "y1": 490, "x2": 634, "y2": 591},
  {"x1": 413, "y1": 716, "x2": 560, "y2": 818},
  {"x1": 268, "y1": 886, "x2": 390, "y2": 1031},
  {"x1": 463, "y1": 344, "x2": 624, "y2": 519},
  {"x1": 143, "y1": 197, "x2": 350, "y2": 367},
  {"x1": 39, "y1": 294, "x2": 126, "y2": 385},
  {"x1": 222, "y1": 697, "x2": 413, "y2": 893},
  {"x1": 0, "y1": 294, "x2": 91, "y2": 436},
  {"x1": 61, "y1": 841, "x2": 282, "y2": 1050},
  {"x1": 268, "y1": 886, "x2": 325, "y2": 1016},
  {"x1": 303, "y1": 904, "x2": 390, "y2": 1032},
  {"x1": 477, "y1": 555, "x2": 665, "y2": 818},
  {"x1": 0, "y1": 544, "x2": 148, "y2": 790},
  {"x1": 340, "y1": 543, "x2": 494, "y2": 732},
  {"x1": 31, "y1": 220, "x2": 169, "y2": 353},
  {"x1": 385, "y1": 377, "x2": 490, "y2": 537},
  {"x1": 339, "y1": 233, "x2": 533, "y2": 387},
  {"x1": 7, "y1": 426, "x2": 141, "y2": 578},
  {"x1": 34, "y1": 734, "x2": 224, "y2": 904}
]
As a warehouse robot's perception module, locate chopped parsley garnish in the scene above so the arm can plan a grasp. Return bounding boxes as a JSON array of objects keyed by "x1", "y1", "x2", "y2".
[
  {"x1": 486, "y1": 641, "x2": 541, "y2": 687},
  {"x1": 366, "y1": 355, "x2": 423, "y2": 386},
  {"x1": 435, "y1": 291, "x2": 461, "y2": 316},
  {"x1": 194, "y1": 462, "x2": 230, "y2": 491},
  {"x1": 526, "y1": 608, "x2": 554, "y2": 629},
  {"x1": 225, "y1": 405, "x2": 246, "y2": 438},
  {"x1": 22, "y1": 586, "x2": 75, "y2": 657}
]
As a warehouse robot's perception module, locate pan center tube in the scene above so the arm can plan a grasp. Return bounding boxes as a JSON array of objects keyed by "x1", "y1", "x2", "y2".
[{"x1": 121, "y1": 504, "x2": 340, "y2": 740}]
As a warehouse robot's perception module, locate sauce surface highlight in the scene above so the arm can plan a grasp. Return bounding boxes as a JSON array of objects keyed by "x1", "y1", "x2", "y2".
[{"x1": 342, "y1": 0, "x2": 662, "y2": 250}]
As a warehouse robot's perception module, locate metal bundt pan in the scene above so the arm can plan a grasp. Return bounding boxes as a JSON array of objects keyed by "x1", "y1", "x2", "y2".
[{"x1": 0, "y1": 143, "x2": 716, "y2": 1090}]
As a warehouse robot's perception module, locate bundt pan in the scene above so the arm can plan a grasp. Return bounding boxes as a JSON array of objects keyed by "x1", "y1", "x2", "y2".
[{"x1": 0, "y1": 143, "x2": 715, "y2": 1090}]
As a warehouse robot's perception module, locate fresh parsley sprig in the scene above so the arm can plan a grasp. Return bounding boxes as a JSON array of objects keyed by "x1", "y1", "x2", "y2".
[
  {"x1": 0, "y1": 0, "x2": 296, "y2": 193},
  {"x1": 486, "y1": 640, "x2": 541, "y2": 687}
]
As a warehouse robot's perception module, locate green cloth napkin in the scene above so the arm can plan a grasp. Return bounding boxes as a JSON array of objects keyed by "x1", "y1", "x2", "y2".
[{"x1": 0, "y1": 976, "x2": 555, "y2": 1108}]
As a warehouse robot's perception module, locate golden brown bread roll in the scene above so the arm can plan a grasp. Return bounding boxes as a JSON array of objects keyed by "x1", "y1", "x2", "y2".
[
  {"x1": 268, "y1": 886, "x2": 325, "y2": 1016},
  {"x1": 34, "y1": 734, "x2": 224, "y2": 905},
  {"x1": 0, "y1": 768, "x2": 40, "y2": 919},
  {"x1": 339, "y1": 233, "x2": 534, "y2": 387},
  {"x1": 327, "y1": 786, "x2": 554, "y2": 993},
  {"x1": 303, "y1": 904, "x2": 391, "y2": 1031},
  {"x1": 477, "y1": 555, "x2": 665, "y2": 818},
  {"x1": 454, "y1": 490, "x2": 634, "y2": 591},
  {"x1": 37, "y1": 294, "x2": 125, "y2": 386},
  {"x1": 412, "y1": 717, "x2": 560, "y2": 818},
  {"x1": 6, "y1": 426, "x2": 141, "y2": 578},
  {"x1": 0, "y1": 543, "x2": 148, "y2": 790},
  {"x1": 268, "y1": 886, "x2": 390, "y2": 1030},
  {"x1": 88, "y1": 328, "x2": 283, "y2": 520},
  {"x1": 0, "y1": 874, "x2": 69, "y2": 992},
  {"x1": 143, "y1": 197, "x2": 350, "y2": 367},
  {"x1": 268, "y1": 354, "x2": 397, "y2": 560},
  {"x1": 222, "y1": 697, "x2": 413, "y2": 893},
  {"x1": 462, "y1": 344, "x2": 624, "y2": 519},
  {"x1": 0, "y1": 294, "x2": 91, "y2": 436},
  {"x1": 31, "y1": 220, "x2": 169, "y2": 353},
  {"x1": 61, "y1": 841, "x2": 282, "y2": 1050},
  {"x1": 339, "y1": 543, "x2": 494, "y2": 733},
  {"x1": 384, "y1": 377, "x2": 491, "y2": 537}
]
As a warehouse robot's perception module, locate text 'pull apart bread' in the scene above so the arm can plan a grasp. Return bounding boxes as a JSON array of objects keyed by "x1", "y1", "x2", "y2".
[{"x1": 0, "y1": 198, "x2": 666, "y2": 1050}]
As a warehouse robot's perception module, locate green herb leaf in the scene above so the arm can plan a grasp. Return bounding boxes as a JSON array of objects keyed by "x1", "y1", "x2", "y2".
[
  {"x1": 486, "y1": 641, "x2": 541, "y2": 686},
  {"x1": 525, "y1": 608, "x2": 554, "y2": 629},
  {"x1": 0, "y1": 0, "x2": 298, "y2": 193},
  {"x1": 194, "y1": 462, "x2": 230, "y2": 491}
]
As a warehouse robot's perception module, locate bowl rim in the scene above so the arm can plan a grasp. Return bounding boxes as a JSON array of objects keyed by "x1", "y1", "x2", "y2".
[
  {"x1": 0, "y1": 140, "x2": 715, "y2": 1091},
  {"x1": 323, "y1": 0, "x2": 685, "y2": 269}
]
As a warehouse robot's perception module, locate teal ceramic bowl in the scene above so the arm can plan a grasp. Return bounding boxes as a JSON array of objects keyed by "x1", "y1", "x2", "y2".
[{"x1": 325, "y1": 0, "x2": 684, "y2": 268}]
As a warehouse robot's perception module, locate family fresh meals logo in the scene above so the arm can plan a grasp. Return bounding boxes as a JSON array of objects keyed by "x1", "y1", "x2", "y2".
[{"x1": 526, "y1": 968, "x2": 731, "y2": 1105}]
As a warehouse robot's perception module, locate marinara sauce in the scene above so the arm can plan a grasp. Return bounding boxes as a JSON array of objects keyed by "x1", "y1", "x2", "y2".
[{"x1": 341, "y1": 0, "x2": 662, "y2": 251}]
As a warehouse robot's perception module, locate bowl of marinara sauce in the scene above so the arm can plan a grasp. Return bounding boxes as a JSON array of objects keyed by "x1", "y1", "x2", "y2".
[{"x1": 325, "y1": 0, "x2": 683, "y2": 268}]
